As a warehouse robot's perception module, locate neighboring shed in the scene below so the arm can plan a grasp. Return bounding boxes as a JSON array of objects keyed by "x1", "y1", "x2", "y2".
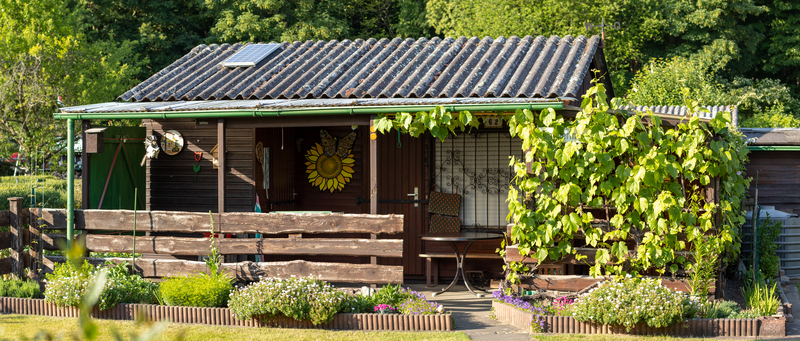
[{"x1": 740, "y1": 128, "x2": 800, "y2": 214}]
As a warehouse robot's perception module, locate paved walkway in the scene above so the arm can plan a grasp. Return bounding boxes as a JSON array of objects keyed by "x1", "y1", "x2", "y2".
[{"x1": 407, "y1": 283, "x2": 531, "y2": 341}]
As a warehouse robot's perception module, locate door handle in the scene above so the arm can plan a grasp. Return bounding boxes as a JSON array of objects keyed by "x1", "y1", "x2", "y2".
[{"x1": 407, "y1": 187, "x2": 419, "y2": 207}]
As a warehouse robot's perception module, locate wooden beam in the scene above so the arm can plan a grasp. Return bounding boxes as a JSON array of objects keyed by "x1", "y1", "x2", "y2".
[
  {"x1": 43, "y1": 256, "x2": 403, "y2": 284},
  {"x1": 41, "y1": 233, "x2": 67, "y2": 251},
  {"x1": 217, "y1": 118, "x2": 226, "y2": 213},
  {"x1": 0, "y1": 258, "x2": 10, "y2": 275},
  {"x1": 518, "y1": 275, "x2": 711, "y2": 294},
  {"x1": 505, "y1": 245, "x2": 695, "y2": 265},
  {"x1": 37, "y1": 209, "x2": 404, "y2": 234},
  {"x1": 85, "y1": 235, "x2": 404, "y2": 257},
  {"x1": 225, "y1": 115, "x2": 371, "y2": 129},
  {"x1": 0, "y1": 231, "x2": 10, "y2": 249}
]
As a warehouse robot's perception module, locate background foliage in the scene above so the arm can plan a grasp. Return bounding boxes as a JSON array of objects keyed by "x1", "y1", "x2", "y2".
[{"x1": 1, "y1": 0, "x2": 797, "y2": 170}]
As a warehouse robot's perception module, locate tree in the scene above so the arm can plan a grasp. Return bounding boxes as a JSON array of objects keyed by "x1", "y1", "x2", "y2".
[
  {"x1": 76, "y1": 0, "x2": 213, "y2": 80},
  {"x1": 202, "y1": 0, "x2": 433, "y2": 44},
  {"x1": 0, "y1": 0, "x2": 138, "y2": 173},
  {"x1": 626, "y1": 57, "x2": 800, "y2": 127}
]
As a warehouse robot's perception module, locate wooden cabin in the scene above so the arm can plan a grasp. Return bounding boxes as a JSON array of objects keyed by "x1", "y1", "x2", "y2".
[{"x1": 55, "y1": 35, "x2": 613, "y2": 285}]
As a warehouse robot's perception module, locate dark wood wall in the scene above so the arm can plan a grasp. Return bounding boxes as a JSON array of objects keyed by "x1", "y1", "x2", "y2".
[
  {"x1": 145, "y1": 119, "x2": 254, "y2": 212},
  {"x1": 745, "y1": 150, "x2": 800, "y2": 214}
]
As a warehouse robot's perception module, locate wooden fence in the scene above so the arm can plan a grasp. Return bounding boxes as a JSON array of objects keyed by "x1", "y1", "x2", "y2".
[
  {"x1": 2, "y1": 198, "x2": 404, "y2": 284},
  {"x1": 0, "y1": 198, "x2": 32, "y2": 278}
]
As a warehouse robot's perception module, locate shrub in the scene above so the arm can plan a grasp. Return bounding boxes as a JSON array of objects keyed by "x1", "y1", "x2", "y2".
[
  {"x1": 728, "y1": 309, "x2": 762, "y2": 319},
  {"x1": 744, "y1": 281, "x2": 780, "y2": 316},
  {"x1": 159, "y1": 272, "x2": 231, "y2": 308},
  {"x1": 701, "y1": 299, "x2": 741, "y2": 318},
  {"x1": 757, "y1": 214, "x2": 782, "y2": 278},
  {"x1": 339, "y1": 294, "x2": 374, "y2": 314},
  {"x1": 45, "y1": 260, "x2": 157, "y2": 310},
  {"x1": 572, "y1": 277, "x2": 695, "y2": 331},
  {"x1": 371, "y1": 283, "x2": 420, "y2": 307},
  {"x1": 227, "y1": 276, "x2": 348, "y2": 325},
  {"x1": 0, "y1": 278, "x2": 41, "y2": 298}
]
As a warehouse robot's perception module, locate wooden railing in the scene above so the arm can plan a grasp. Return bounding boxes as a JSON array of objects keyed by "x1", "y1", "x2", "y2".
[{"x1": 34, "y1": 209, "x2": 404, "y2": 284}]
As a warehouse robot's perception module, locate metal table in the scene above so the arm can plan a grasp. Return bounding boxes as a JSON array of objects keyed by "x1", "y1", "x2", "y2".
[{"x1": 420, "y1": 231, "x2": 504, "y2": 297}]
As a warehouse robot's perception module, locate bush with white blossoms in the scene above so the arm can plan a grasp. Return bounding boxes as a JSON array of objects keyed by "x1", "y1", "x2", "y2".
[
  {"x1": 227, "y1": 276, "x2": 350, "y2": 325},
  {"x1": 45, "y1": 260, "x2": 158, "y2": 311},
  {"x1": 571, "y1": 276, "x2": 696, "y2": 331}
]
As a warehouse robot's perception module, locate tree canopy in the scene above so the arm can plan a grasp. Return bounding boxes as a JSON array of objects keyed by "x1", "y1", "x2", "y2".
[{"x1": 1, "y1": 0, "x2": 798, "y2": 168}]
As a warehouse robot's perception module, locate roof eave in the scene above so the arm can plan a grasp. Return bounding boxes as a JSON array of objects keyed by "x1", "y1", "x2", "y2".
[{"x1": 53, "y1": 101, "x2": 564, "y2": 120}]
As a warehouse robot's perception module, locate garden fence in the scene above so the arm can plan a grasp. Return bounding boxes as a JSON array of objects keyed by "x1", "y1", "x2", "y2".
[{"x1": 2, "y1": 197, "x2": 404, "y2": 285}]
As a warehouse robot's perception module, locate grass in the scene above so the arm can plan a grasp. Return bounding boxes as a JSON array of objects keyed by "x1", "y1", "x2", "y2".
[
  {"x1": 0, "y1": 175, "x2": 80, "y2": 212},
  {"x1": 0, "y1": 314, "x2": 469, "y2": 341}
]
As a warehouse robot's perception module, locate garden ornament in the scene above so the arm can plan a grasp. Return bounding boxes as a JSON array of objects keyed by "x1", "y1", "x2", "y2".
[{"x1": 141, "y1": 135, "x2": 160, "y2": 166}]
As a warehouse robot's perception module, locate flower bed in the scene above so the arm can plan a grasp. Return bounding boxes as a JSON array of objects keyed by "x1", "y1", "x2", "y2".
[
  {"x1": 492, "y1": 301, "x2": 784, "y2": 337},
  {"x1": 0, "y1": 297, "x2": 453, "y2": 330},
  {"x1": 34, "y1": 259, "x2": 452, "y2": 331},
  {"x1": 491, "y1": 277, "x2": 786, "y2": 337}
]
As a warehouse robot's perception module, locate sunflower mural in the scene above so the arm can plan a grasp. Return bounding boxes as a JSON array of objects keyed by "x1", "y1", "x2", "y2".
[{"x1": 305, "y1": 129, "x2": 357, "y2": 192}]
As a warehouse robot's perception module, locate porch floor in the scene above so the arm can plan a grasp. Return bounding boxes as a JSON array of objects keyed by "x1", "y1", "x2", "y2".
[{"x1": 404, "y1": 282, "x2": 530, "y2": 341}]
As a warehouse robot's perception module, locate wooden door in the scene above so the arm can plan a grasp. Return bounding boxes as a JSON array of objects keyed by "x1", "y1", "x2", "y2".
[{"x1": 377, "y1": 131, "x2": 429, "y2": 277}]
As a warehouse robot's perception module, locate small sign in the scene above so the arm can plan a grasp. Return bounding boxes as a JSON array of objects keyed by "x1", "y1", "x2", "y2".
[{"x1": 484, "y1": 117, "x2": 503, "y2": 128}]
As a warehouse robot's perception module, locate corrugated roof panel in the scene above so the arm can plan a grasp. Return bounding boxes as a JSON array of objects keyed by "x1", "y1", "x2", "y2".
[{"x1": 118, "y1": 35, "x2": 602, "y2": 102}]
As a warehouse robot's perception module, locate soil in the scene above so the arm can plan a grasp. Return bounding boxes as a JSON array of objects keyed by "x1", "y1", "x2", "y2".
[{"x1": 724, "y1": 277, "x2": 747, "y2": 309}]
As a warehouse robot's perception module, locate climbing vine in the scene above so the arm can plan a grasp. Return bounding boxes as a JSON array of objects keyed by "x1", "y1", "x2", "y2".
[{"x1": 374, "y1": 83, "x2": 750, "y2": 281}]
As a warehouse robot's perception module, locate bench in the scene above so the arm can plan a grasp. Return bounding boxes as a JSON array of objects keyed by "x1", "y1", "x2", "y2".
[{"x1": 419, "y1": 253, "x2": 502, "y2": 287}]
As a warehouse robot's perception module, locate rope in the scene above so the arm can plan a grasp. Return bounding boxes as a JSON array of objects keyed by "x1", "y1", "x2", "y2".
[{"x1": 97, "y1": 142, "x2": 122, "y2": 209}]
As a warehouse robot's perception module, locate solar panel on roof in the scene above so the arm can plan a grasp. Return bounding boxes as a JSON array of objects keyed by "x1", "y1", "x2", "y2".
[{"x1": 221, "y1": 43, "x2": 282, "y2": 68}]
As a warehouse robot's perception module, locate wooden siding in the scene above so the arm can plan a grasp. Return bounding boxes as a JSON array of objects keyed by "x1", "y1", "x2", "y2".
[
  {"x1": 145, "y1": 119, "x2": 254, "y2": 212},
  {"x1": 745, "y1": 150, "x2": 800, "y2": 213}
]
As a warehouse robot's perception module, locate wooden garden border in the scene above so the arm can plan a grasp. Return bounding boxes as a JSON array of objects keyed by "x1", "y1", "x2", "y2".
[
  {"x1": 492, "y1": 301, "x2": 785, "y2": 337},
  {"x1": 0, "y1": 297, "x2": 452, "y2": 331}
]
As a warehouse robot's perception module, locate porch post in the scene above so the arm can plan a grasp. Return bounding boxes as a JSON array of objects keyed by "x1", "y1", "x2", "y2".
[
  {"x1": 369, "y1": 117, "x2": 378, "y2": 268},
  {"x1": 66, "y1": 118, "x2": 75, "y2": 247},
  {"x1": 81, "y1": 120, "x2": 90, "y2": 209},
  {"x1": 369, "y1": 116, "x2": 377, "y2": 215},
  {"x1": 217, "y1": 118, "x2": 226, "y2": 213}
]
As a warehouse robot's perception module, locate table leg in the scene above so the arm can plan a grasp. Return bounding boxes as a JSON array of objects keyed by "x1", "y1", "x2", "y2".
[
  {"x1": 432, "y1": 241, "x2": 462, "y2": 296},
  {"x1": 458, "y1": 241, "x2": 485, "y2": 297}
]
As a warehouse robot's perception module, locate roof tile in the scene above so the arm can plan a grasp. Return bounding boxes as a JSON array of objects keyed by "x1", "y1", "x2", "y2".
[{"x1": 121, "y1": 35, "x2": 602, "y2": 102}]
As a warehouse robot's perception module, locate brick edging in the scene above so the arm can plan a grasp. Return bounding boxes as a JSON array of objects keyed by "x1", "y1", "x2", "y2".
[
  {"x1": 492, "y1": 300, "x2": 785, "y2": 337},
  {"x1": 0, "y1": 297, "x2": 452, "y2": 331}
]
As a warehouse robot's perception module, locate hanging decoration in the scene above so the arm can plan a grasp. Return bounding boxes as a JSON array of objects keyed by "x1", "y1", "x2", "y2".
[
  {"x1": 305, "y1": 129, "x2": 356, "y2": 193},
  {"x1": 160, "y1": 130, "x2": 184, "y2": 155},
  {"x1": 193, "y1": 152, "x2": 202, "y2": 181},
  {"x1": 140, "y1": 135, "x2": 160, "y2": 166}
]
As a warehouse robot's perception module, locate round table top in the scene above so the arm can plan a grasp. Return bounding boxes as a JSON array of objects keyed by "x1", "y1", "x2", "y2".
[{"x1": 419, "y1": 231, "x2": 505, "y2": 242}]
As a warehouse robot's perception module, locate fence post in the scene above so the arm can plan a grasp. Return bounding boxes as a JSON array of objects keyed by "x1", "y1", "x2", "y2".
[{"x1": 9, "y1": 197, "x2": 24, "y2": 278}]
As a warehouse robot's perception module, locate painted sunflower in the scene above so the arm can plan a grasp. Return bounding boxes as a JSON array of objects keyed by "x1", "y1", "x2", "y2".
[{"x1": 305, "y1": 143, "x2": 355, "y2": 192}]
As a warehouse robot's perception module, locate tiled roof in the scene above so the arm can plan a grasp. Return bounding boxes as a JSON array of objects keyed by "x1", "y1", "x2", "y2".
[
  {"x1": 120, "y1": 35, "x2": 601, "y2": 102},
  {"x1": 621, "y1": 105, "x2": 738, "y2": 125}
]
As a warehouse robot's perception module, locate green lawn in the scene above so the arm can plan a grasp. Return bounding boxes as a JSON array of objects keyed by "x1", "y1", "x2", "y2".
[{"x1": 0, "y1": 314, "x2": 470, "y2": 341}]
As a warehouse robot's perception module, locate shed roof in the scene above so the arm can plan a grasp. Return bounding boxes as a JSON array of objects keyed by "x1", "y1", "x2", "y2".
[
  {"x1": 621, "y1": 105, "x2": 737, "y2": 125},
  {"x1": 119, "y1": 35, "x2": 603, "y2": 102}
]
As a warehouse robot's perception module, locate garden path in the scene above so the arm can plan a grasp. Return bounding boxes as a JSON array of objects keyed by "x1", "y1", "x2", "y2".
[{"x1": 407, "y1": 283, "x2": 531, "y2": 341}]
